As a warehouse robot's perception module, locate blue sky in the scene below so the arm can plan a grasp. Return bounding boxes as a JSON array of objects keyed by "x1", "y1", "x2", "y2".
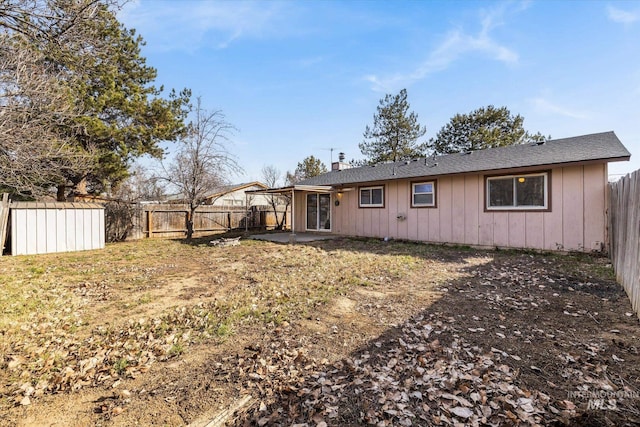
[{"x1": 119, "y1": 0, "x2": 640, "y2": 183}]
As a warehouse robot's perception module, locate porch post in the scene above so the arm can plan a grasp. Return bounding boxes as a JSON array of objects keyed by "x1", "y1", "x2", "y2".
[
  {"x1": 245, "y1": 192, "x2": 249, "y2": 233},
  {"x1": 291, "y1": 188, "x2": 295, "y2": 234}
]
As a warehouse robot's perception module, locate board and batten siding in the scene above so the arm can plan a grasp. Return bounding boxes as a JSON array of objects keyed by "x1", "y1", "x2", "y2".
[
  {"x1": 296, "y1": 164, "x2": 607, "y2": 252},
  {"x1": 11, "y1": 202, "x2": 105, "y2": 256}
]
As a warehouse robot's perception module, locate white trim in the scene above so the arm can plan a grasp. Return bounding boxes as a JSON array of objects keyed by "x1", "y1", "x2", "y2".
[
  {"x1": 359, "y1": 185, "x2": 384, "y2": 208},
  {"x1": 411, "y1": 181, "x2": 436, "y2": 207},
  {"x1": 486, "y1": 172, "x2": 548, "y2": 210},
  {"x1": 305, "y1": 193, "x2": 332, "y2": 232}
]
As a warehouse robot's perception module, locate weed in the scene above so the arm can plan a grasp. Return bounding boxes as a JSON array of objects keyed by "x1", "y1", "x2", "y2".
[
  {"x1": 113, "y1": 358, "x2": 129, "y2": 375},
  {"x1": 28, "y1": 266, "x2": 45, "y2": 276},
  {"x1": 215, "y1": 322, "x2": 232, "y2": 337},
  {"x1": 168, "y1": 343, "x2": 184, "y2": 357},
  {"x1": 138, "y1": 293, "x2": 152, "y2": 305}
]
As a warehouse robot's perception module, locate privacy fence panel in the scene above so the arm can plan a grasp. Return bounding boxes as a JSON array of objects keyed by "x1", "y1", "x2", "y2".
[
  {"x1": 139, "y1": 205, "x2": 289, "y2": 239},
  {"x1": 104, "y1": 203, "x2": 290, "y2": 242},
  {"x1": 10, "y1": 202, "x2": 105, "y2": 256},
  {"x1": 609, "y1": 170, "x2": 640, "y2": 319}
]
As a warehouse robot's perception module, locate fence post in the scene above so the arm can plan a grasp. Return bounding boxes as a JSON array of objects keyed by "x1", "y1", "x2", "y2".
[
  {"x1": 0, "y1": 193, "x2": 10, "y2": 255},
  {"x1": 147, "y1": 210, "x2": 153, "y2": 238}
]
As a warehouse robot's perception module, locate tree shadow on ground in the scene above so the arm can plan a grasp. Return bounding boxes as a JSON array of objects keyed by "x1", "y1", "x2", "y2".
[{"x1": 227, "y1": 241, "x2": 640, "y2": 426}]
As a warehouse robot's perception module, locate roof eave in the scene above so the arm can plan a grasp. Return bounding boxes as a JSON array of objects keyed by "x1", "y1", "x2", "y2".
[{"x1": 307, "y1": 156, "x2": 632, "y2": 187}]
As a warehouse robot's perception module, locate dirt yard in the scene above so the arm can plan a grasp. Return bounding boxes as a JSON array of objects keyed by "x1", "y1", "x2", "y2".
[{"x1": 0, "y1": 235, "x2": 639, "y2": 426}]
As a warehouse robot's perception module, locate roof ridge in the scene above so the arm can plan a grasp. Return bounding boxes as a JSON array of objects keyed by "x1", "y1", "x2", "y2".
[{"x1": 298, "y1": 131, "x2": 629, "y2": 187}]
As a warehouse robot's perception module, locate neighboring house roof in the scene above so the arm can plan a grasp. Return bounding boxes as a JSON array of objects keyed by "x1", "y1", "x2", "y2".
[
  {"x1": 204, "y1": 182, "x2": 268, "y2": 200},
  {"x1": 299, "y1": 131, "x2": 631, "y2": 187}
]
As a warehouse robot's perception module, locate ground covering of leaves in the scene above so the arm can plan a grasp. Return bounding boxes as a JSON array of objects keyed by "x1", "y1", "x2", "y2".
[{"x1": 0, "y1": 235, "x2": 639, "y2": 426}]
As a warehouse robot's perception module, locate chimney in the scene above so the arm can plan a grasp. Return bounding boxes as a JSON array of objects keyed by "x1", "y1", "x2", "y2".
[{"x1": 332, "y1": 152, "x2": 351, "y2": 171}]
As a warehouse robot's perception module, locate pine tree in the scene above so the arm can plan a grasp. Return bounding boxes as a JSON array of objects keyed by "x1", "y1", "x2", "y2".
[
  {"x1": 359, "y1": 89, "x2": 427, "y2": 164},
  {"x1": 429, "y1": 105, "x2": 547, "y2": 155},
  {"x1": 0, "y1": 1, "x2": 191, "y2": 199}
]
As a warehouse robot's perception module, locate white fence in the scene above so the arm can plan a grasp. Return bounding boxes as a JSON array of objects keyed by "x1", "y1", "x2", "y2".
[{"x1": 10, "y1": 202, "x2": 105, "y2": 256}]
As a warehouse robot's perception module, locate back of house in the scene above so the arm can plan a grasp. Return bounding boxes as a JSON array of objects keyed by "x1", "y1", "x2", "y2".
[{"x1": 291, "y1": 131, "x2": 630, "y2": 252}]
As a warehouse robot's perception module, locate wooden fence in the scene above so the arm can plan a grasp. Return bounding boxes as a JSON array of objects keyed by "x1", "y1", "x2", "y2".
[
  {"x1": 0, "y1": 194, "x2": 9, "y2": 255},
  {"x1": 609, "y1": 170, "x2": 640, "y2": 319},
  {"x1": 105, "y1": 202, "x2": 290, "y2": 242}
]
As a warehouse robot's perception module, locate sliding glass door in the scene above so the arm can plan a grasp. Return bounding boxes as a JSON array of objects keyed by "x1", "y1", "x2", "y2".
[{"x1": 306, "y1": 193, "x2": 331, "y2": 231}]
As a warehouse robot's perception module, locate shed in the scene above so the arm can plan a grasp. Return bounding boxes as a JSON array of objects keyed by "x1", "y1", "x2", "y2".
[{"x1": 10, "y1": 202, "x2": 105, "y2": 256}]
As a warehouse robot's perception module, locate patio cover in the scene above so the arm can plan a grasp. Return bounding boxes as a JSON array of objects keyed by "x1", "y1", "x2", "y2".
[{"x1": 245, "y1": 184, "x2": 336, "y2": 234}]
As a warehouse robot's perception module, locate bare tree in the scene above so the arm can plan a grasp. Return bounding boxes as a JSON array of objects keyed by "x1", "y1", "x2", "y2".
[
  {"x1": 0, "y1": 35, "x2": 95, "y2": 197},
  {"x1": 109, "y1": 163, "x2": 165, "y2": 202},
  {"x1": 261, "y1": 165, "x2": 290, "y2": 230},
  {"x1": 103, "y1": 163, "x2": 165, "y2": 243},
  {"x1": 0, "y1": 0, "x2": 111, "y2": 43},
  {"x1": 162, "y1": 98, "x2": 241, "y2": 239}
]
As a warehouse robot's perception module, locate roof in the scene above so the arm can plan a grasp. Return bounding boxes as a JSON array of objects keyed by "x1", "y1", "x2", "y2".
[
  {"x1": 299, "y1": 131, "x2": 631, "y2": 187},
  {"x1": 204, "y1": 181, "x2": 268, "y2": 199}
]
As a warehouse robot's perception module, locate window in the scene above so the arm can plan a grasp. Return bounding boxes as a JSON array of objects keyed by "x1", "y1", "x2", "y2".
[
  {"x1": 359, "y1": 186, "x2": 384, "y2": 208},
  {"x1": 486, "y1": 172, "x2": 548, "y2": 210},
  {"x1": 412, "y1": 181, "x2": 436, "y2": 207}
]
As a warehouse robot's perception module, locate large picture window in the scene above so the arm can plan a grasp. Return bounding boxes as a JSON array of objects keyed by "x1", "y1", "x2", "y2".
[
  {"x1": 411, "y1": 181, "x2": 436, "y2": 207},
  {"x1": 486, "y1": 172, "x2": 549, "y2": 210},
  {"x1": 359, "y1": 186, "x2": 384, "y2": 208}
]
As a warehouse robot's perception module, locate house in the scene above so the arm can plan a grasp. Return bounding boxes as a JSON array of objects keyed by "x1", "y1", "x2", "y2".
[
  {"x1": 199, "y1": 182, "x2": 271, "y2": 207},
  {"x1": 263, "y1": 132, "x2": 631, "y2": 252}
]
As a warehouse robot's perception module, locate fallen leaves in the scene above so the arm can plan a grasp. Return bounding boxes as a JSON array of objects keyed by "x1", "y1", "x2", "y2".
[
  {"x1": 3, "y1": 302, "x2": 239, "y2": 405},
  {"x1": 2, "y1": 239, "x2": 639, "y2": 427},
  {"x1": 222, "y1": 252, "x2": 640, "y2": 426},
  {"x1": 223, "y1": 315, "x2": 573, "y2": 426}
]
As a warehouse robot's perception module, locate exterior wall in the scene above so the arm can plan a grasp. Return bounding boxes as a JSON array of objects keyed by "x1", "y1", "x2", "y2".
[
  {"x1": 11, "y1": 206, "x2": 105, "y2": 256},
  {"x1": 293, "y1": 191, "x2": 307, "y2": 232},
  {"x1": 294, "y1": 164, "x2": 608, "y2": 252}
]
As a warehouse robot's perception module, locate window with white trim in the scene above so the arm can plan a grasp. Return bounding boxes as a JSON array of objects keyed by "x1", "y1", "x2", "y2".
[
  {"x1": 412, "y1": 181, "x2": 436, "y2": 207},
  {"x1": 486, "y1": 172, "x2": 548, "y2": 210},
  {"x1": 359, "y1": 186, "x2": 384, "y2": 207}
]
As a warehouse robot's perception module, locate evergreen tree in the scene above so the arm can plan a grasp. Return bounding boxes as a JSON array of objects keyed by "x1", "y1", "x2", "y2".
[
  {"x1": 359, "y1": 89, "x2": 427, "y2": 164},
  {"x1": 288, "y1": 155, "x2": 328, "y2": 183},
  {"x1": 429, "y1": 105, "x2": 547, "y2": 155},
  {"x1": 0, "y1": 1, "x2": 190, "y2": 199}
]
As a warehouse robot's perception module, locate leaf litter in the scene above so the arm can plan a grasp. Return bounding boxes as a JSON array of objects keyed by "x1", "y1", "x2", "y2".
[{"x1": 1, "y1": 238, "x2": 639, "y2": 426}]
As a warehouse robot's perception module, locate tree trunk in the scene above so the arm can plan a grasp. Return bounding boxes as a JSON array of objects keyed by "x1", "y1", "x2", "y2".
[
  {"x1": 56, "y1": 185, "x2": 66, "y2": 202},
  {"x1": 186, "y1": 207, "x2": 195, "y2": 240}
]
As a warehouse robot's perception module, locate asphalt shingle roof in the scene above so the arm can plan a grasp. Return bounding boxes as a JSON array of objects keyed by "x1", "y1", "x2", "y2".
[{"x1": 299, "y1": 131, "x2": 631, "y2": 187}]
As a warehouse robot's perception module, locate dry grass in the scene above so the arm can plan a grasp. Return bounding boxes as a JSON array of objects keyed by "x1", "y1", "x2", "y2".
[
  {"x1": 0, "y1": 237, "x2": 465, "y2": 410},
  {"x1": 0, "y1": 235, "x2": 634, "y2": 426}
]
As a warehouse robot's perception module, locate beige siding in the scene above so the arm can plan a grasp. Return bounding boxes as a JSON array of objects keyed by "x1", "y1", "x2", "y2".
[
  {"x1": 294, "y1": 164, "x2": 608, "y2": 252},
  {"x1": 583, "y1": 164, "x2": 606, "y2": 250}
]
